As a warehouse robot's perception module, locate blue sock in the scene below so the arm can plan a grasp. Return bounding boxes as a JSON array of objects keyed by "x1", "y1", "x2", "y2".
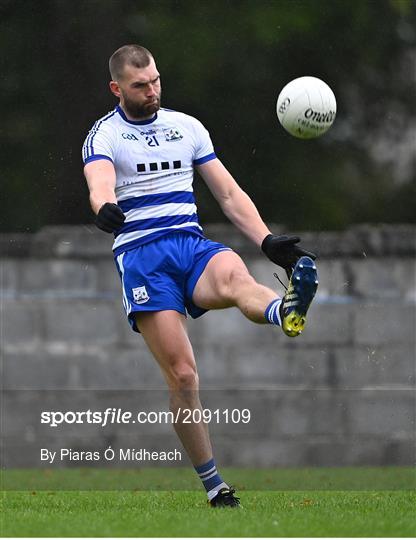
[
  {"x1": 265, "y1": 298, "x2": 282, "y2": 326},
  {"x1": 195, "y1": 458, "x2": 228, "y2": 500}
]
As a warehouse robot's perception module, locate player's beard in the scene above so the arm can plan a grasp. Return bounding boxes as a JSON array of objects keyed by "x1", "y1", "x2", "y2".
[{"x1": 122, "y1": 91, "x2": 161, "y2": 120}]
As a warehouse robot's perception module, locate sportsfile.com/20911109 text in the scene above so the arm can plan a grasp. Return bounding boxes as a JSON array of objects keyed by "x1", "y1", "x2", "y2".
[{"x1": 40, "y1": 408, "x2": 252, "y2": 427}]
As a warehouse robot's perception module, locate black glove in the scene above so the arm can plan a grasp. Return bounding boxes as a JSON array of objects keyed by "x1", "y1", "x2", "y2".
[
  {"x1": 261, "y1": 234, "x2": 317, "y2": 279},
  {"x1": 95, "y1": 203, "x2": 126, "y2": 233}
]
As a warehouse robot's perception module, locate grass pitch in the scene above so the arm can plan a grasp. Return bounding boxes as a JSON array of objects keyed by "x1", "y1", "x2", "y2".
[{"x1": 1, "y1": 468, "x2": 415, "y2": 537}]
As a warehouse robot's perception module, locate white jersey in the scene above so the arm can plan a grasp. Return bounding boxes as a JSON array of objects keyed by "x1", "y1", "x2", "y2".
[{"x1": 82, "y1": 105, "x2": 216, "y2": 256}]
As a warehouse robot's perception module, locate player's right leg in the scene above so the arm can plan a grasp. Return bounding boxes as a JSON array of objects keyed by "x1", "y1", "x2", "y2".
[
  {"x1": 192, "y1": 249, "x2": 318, "y2": 337},
  {"x1": 135, "y1": 309, "x2": 238, "y2": 506},
  {"x1": 135, "y1": 309, "x2": 212, "y2": 465}
]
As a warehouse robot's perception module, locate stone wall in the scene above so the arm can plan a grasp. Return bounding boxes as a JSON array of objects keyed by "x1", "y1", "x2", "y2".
[{"x1": 1, "y1": 224, "x2": 415, "y2": 468}]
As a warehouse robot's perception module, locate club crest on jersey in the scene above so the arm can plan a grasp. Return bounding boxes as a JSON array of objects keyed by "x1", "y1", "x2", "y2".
[
  {"x1": 132, "y1": 286, "x2": 150, "y2": 304},
  {"x1": 163, "y1": 127, "x2": 183, "y2": 142}
]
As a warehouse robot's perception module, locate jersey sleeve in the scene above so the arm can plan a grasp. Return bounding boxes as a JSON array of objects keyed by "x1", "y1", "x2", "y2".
[
  {"x1": 190, "y1": 117, "x2": 217, "y2": 165},
  {"x1": 82, "y1": 120, "x2": 116, "y2": 165}
]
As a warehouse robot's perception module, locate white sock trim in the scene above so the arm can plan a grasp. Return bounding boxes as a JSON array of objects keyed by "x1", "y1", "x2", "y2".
[
  {"x1": 268, "y1": 299, "x2": 282, "y2": 326},
  {"x1": 198, "y1": 465, "x2": 216, "y2": 478},
  {"x1": 201, "y1": 470, "x2": 218, "y2": 481}
]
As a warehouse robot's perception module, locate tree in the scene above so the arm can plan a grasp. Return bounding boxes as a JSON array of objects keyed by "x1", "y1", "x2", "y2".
[{"x1": 1, "y1": 0, "x2": 415, "y2": 232}]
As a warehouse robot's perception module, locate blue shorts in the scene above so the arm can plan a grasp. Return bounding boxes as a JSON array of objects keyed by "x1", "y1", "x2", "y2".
[{"x1": 114, "y1": 231, "x2": 232, "y2": 332}]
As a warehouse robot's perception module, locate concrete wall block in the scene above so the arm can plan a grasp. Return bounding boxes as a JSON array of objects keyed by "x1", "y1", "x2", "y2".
[
  {"x1": 378, "y1": 224, "x2": 416, "y2": 256},
  {"x1": 347, "y1": 258, "x2": 416, "y2": 299},
  {"x1": 341, "y1": 436, "x2": 415, "y2": 467},
  {"x1": 0, "y1": 233, "x2": 32, "y2": 257},
  {"x1": 3, "y1": 346, "x2": 165, "y2": 390},
  {"x1": 290, "y1": 303, "x2": 353, "y2": 345},
  {"x1": 347, "y1": 390, "x2": 415, "y2": 435},
  {"x1": 19, "y1": 260, "x2": 98, "y2": 293},
  {"x1": 1, "y1": 259, "x2": 20, "y2": 294},
  {"x1": 353, "y1": 302, "x2": 416, "y2": 345},
  {"x1": 346, "y1": 224, "x2": 415, "y2": 257},
  {"x1": 215, "y1": 435, "x2": 415, "y2": 467},
  {"x1": 193, "y1": 344, "x2": 240, "y2": 384},
  {"x1": 212, "y1": 437, "x2": 307, "y2": 467},
  {"x1": 79, "y1": 346, "x2": 165, "y2": 389},
  {"x1": 2, "y1": 390, "x2": 42, "y2": 438},
  {"x1": 3, "y1": 351, "x2": 80, "y2": 389},
  {"x1": 394, "y1": 259, "x2": 416, "y2": 302},
  {"x1": 214, "y1": 345, "x2": 329, "y2": 386},
  {"x1": 32, "y1": 226, "x2": 113, "y2": 259},
  {"x1": 187, "y1": 308, "x2": 278, "y2": 346},
  {"x1": 312, "y1": 230, "x2": 366, "y2": 258},
  {"x1": 44, "y1": 298, "x2": 122, "y2": 343},
  {"x1": 1, "y1": 299, "x2": 43, "y2": 345},
  {"x1": 211, "y1": 434, "x2": 413, "y2": 467},
  {"x1": 96, "y1": 260, "x2": 122, "y2": 294},
  {"x1": 314, "y1": 260, "x2": 350, "y2": 299},
  {"x1": 302, "y1": 436, "x2": 415, "y2": 467},
  {"x1": 268, "y1": 391, "x2": 347, "y2": 436},
  {"x1": 335, "y1": 346, "x2": 416, "y2": 387}
]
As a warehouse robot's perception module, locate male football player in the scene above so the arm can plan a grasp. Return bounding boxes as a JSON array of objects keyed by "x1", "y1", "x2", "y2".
[{"x1": 83, "y1": 44, "x2": 318, "y2": 507}]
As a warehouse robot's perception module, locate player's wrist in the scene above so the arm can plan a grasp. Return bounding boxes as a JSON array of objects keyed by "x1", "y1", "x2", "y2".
[{"x1": 261, "y1": 234, "x2": 274, "y2": 255}]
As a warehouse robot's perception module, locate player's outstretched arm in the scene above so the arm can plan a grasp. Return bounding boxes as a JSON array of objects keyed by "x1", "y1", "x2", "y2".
[
  {"x1": 197, "y1": 158, "x2": 271, "y2": 246},
  {"x1": 197, "y1": 158, "x2": 315, "y2": 275},
  {"x1": 84, "y1": 159, "x2": 125, "y2": 233}
]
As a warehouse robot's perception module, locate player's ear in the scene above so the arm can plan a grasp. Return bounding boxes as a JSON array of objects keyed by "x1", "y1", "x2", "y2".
[{"x1": 109, "y1": 80, "x2": 121, "y2": 98}]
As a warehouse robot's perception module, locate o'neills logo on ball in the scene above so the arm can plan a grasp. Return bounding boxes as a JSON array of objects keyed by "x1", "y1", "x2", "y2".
[{"x1": 304, "y1": 108, "x2": 336, "y2": 123}]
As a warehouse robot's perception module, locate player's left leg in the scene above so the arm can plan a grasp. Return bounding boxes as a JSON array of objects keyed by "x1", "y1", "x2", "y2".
[{"x1": 193, "y1": 250, "x2": 277, "y2": 323}]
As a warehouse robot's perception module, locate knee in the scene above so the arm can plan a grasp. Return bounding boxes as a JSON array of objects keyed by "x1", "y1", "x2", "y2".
[{"x1": 168, "y1": 361, "x2": 199, "y2": 391}]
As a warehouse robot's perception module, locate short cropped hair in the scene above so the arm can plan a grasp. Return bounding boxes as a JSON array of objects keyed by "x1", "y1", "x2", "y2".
[{"x1": 109, "y1": 44, "x2": 153, "y2": 80}]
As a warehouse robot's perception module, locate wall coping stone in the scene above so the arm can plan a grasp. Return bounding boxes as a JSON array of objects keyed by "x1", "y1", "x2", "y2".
[{"x1": 1, "y1": 223, "x2": 415, "y2": 259}]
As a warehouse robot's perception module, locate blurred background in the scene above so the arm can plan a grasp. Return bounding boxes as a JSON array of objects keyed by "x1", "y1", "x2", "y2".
[
  {"x1": 1, "y1": 0, "x2": 415, "y2": 233},
  {"x1": 1, "y1": 0, "x2": 415, "y2": 477}
]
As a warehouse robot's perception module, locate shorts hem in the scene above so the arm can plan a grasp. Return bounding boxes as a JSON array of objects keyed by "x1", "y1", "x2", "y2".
[{"x1": 128, "y1": 306, "x2": 187, "y2": 333}]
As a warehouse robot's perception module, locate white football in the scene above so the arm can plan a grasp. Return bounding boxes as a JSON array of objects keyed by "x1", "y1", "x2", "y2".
[{"x1": 276, "y1": 76, "x2": 336, "y2": 139}]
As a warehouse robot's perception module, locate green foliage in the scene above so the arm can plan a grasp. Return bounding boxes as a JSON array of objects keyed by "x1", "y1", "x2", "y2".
[{"x1": 1, "y1": 0, "x2": 415, "y2": 232}]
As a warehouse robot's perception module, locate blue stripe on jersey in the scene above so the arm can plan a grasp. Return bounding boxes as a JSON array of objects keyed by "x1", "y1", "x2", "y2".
[
  {"x1": 89, "y1": 110, "x2": 117, "y2": 157},
  {"x1": 83, "y1": 120, "x2": 101, "y2": 160},
  {"x1": 113, "y1": 227, "x2": 204, "y2": 258},
  {"x1": 115, "y1": 213, "x2": 199, "y2": 237},
  {"x1": 84, "y1": 120, "x2": 101, "y2": 159},
  {"x1": 118, "y1": 191, "x2": 195, "y2": 212},
  {"x1": 83, "y1": 110, "x2": 117, "y2": 161},
  {"x1": 84, "y1": 154, "x2": 113, "y2": 165},
  {"x1": 193, "y1": 152, "x2": 216, "y2": 165}
]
